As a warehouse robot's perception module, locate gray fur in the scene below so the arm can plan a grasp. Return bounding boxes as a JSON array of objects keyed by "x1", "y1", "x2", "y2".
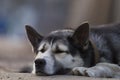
[{"x1": 25, "y1": 23, "x2": 120, "y2": 78}]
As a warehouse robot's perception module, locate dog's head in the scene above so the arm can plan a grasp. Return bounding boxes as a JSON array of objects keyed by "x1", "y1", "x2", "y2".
[{"x1": 25, "y1": 23, "x2": 89, "y2": 75}]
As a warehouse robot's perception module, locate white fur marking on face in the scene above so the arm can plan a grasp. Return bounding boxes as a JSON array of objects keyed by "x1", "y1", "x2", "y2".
[
  {"x1": 32, "y1": 63, "x2": 35, "y2": 74},
  {"x1": 52, "y1": 42, "x2": 68, "y2": 52},
  {"x1": 55, "y1": 53, "x2": 84, "y2": 69},
  {"x1": 58, "y1": 44, "x2": 68, "y2": 51},
  {"x1": 53, "y1": 42, "x2": 84, "y2": 69},
  {"x1": 35, "y1": 43, "x2": 56, "y2": 74},
  {"x1": 38, "y1": 42, "x2": 49, "y2": 51}
]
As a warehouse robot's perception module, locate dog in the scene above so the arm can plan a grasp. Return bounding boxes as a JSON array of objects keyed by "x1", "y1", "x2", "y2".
[{"x1": 25, "y1": 22, "x2": 120, "y2": 78}]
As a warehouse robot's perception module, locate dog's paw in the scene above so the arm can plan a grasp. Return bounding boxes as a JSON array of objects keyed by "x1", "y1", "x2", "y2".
[
  {"x1": 71, "y1": 67, "x2": 105, "y2": 77},
  {"x1": 84, "y1": 68, "x2": 100, "y2": 77},
  {"x1": 72, "y1": 67, "x2": 88, "y2": 76}
]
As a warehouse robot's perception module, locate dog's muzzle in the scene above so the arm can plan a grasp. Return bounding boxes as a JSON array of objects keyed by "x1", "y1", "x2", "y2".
[
  {"x1": 34, "y1": 59, "x2": 48, "y2": 75},
  {"x1": 34, "y1": 59, "x2": 72, "y2": 75}
]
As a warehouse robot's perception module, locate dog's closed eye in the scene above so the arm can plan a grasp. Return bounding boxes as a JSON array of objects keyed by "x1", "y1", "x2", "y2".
[
  {"x1": 38, "y1": 44, "x2": 47, "y2": 53},
  {"x1": 54, "y1": 49, "x2": 69, "y2": 54},
  {"x1": 54, "y1": 50, "x2": 65, "y2": 54},
  {"x1": 39, "y1": 48, "x2": 46, "y2": 53},
  {"x1": 53, "y1": 44, "x2": 69, "y2": 54}
]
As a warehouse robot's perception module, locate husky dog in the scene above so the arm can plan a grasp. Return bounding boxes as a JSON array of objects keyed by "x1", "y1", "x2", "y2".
[{"x1": 25, "y1": 23, "x2": 120, "y2": 78}]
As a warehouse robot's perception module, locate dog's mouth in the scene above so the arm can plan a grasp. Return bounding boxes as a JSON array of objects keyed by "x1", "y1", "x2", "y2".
[
  {"x1": 55, "y1": 68, "x2": 71, "y2": 75},
  {"x1": 35, "y1": 68, "x2": 71, "y2": 76},
  {"x1": 36, "y1": 70, "x2": 52, "y2": 76}
]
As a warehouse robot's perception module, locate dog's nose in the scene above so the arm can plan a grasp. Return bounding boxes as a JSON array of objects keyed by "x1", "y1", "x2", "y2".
[{"x1": 35, "y1": 59, "x2": 46, "y2": 67}]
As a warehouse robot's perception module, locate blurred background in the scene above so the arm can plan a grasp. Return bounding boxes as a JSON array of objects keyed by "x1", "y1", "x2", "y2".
[{"x1": 0, "y1": 0, "x2": 120, "y2": 72}]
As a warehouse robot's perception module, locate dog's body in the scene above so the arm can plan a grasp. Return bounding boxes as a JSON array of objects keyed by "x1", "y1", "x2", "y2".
[{"x1": 25, "y1": 23, "x2": 120, "y2": 78}]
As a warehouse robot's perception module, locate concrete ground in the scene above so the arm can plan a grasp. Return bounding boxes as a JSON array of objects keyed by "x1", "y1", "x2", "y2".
[{"x1": 0, "y1": 71, "x2": 119, "y2": 80}]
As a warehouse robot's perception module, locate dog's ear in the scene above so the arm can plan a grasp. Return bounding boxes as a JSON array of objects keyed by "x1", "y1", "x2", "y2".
[
  {"x1": 72, "y1": 23, "x2": 89, "y2": 49},
  {"x1": 25, "y1": 25, "x2": 43, "y2": 52}
]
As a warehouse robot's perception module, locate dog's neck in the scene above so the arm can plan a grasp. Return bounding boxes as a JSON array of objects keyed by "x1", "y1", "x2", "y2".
[
  {"x1": 79, "y1": 39, "x2": 100, "y2": 67},
  {"x1": 89, "y1": 38, "x2": 100, "y2": 64}
]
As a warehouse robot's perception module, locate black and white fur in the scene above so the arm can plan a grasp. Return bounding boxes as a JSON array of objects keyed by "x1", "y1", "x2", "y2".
[{"x1": 25, "y1": 23, "x2": 120, "y2": 78}]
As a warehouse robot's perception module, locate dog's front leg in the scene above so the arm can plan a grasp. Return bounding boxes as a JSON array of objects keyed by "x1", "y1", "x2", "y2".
[{"x1": 72, "y1": 63, "x2": 120, "y2": 78}]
